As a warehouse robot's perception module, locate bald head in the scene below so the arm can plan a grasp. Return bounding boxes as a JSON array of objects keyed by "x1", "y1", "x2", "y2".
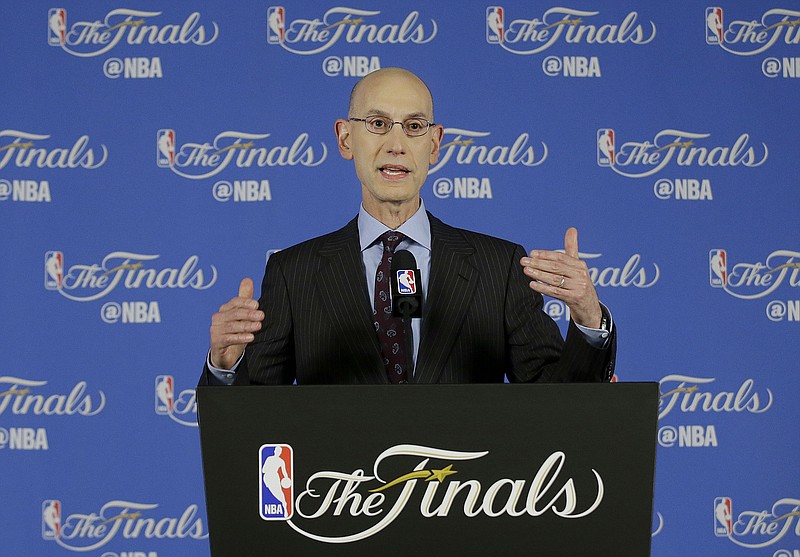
[{"x1": 347, "y1": 67, "x2": 434, "y2": 120}]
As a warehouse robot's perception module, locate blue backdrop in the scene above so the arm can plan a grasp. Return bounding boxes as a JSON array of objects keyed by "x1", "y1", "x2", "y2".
[{"x1": 1, "y1": 1, "x2": 798, "y2": 555}]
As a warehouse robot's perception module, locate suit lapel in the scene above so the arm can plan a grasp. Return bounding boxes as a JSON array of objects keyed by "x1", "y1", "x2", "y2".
[
  {"x1": 414, "y1": 215, "x2": 477, "y2": 384},
  {"x1": 317, "y1": 218, "x2": 387, "y2": 384}
]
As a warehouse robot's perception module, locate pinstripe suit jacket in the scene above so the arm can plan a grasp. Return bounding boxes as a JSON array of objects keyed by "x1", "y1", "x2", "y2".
[{"x1": 203, "y1": 213, "x2": 615, "y2": 385}]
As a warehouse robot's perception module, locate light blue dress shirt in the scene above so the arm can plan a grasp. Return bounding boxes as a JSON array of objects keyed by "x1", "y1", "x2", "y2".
[{"x1": 357, "y1": 199, "x2": 431, "y2": 370}]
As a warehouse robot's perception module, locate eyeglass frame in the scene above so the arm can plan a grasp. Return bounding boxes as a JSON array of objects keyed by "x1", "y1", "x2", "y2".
[{"x1": 348, "y1": 115, "x2": 437, "y2": 137}]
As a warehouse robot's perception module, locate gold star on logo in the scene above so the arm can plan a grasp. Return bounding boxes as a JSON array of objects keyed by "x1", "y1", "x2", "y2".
[{"x1": 426, "y1": 464, "x2": 457, "y2": 483}]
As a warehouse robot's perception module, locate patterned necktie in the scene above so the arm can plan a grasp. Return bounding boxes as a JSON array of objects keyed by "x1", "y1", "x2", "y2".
[{"x1": 374, "y1": 231, "x2": 408, "y2": 384}]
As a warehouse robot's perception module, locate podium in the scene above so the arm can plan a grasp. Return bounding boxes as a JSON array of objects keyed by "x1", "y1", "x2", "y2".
[{"x1": 198, "y1": 383, "x2": 658, "y2": 556}]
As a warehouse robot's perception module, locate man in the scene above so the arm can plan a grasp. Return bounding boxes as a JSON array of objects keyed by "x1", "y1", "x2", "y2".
[{"x1": 202, "y1": 67, "x2": 614, "y2": 386}]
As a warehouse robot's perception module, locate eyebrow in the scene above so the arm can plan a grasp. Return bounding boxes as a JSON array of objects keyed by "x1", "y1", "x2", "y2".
[{"x1": 364, "y1": 109, "x2": 431, "y2": 120}]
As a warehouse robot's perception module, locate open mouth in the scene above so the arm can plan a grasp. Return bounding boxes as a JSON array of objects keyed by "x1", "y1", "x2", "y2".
[{"x1": 379, "y1": 165, "x2": 410, "y2": 177}]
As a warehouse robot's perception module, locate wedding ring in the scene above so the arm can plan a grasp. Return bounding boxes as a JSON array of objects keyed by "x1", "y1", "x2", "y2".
[{"x1": 557, "y1": 275, "x2": 566, "y2": 288}]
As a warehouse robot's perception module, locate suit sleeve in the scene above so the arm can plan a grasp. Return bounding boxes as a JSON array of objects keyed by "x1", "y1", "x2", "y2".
[
  {"x1": 242, "y1": 254, "x2": 297, "y2": 385},
  {"x1": 504, "y1": 244, "x2": 616, "y2": 383}
]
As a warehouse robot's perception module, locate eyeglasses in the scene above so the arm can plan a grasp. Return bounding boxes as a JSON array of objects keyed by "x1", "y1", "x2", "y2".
[{"x1": 349, "y1": 115, "x2": 435, "y2": 137}]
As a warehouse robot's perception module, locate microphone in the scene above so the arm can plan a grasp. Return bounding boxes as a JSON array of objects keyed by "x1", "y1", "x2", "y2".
[{"x1": 390, "y1": 250, "x2": 423, "y2": 318}]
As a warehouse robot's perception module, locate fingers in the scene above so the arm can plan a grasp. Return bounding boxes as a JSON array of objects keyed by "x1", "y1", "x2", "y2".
[
  {"x1": 520, "y1": 250, "x2": 584, "y2": 280},
  {"x1": 524, "y1": 264, "x2": 601, "y2": 328},
  {"x1": 525, "y1": 268, "x2": 566, "y2": 289},
  {"x1": 210, "y1": 305, "x2": 264, "y2": 344},
  {"x1": 519, "y1": 238, "x2": 602, "y2": 328},
  {"x1": 212, "y1": 303, "x2": 264, "y2": 337},
  {"x1": 214, "y1": 306, "x2": 264, "y2": 324},
  {"x1": 238, "y1": 277, "x2": 254, "y2": 299},
  {"x1": 220, "y1": 277, "x2": 259, "y2": 312},
  {"x1": 521, "y1": 258, "x2": 589, "y2": 294},
  {"x1": 526, "y1": 276, "x2": 568, "y2": 299},
  {"x1": 522, "y1": 227, "x2": 582, "y2": 277},
  {"x1": 564, "y1": 227, "x2": 578, "y2": 259}
]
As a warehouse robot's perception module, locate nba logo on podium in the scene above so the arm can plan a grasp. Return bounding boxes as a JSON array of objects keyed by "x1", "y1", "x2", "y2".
[
  {"x1": 709, "y1": 249, "x2": 727, "y2": 287},
  {"x1": 396, "y1": 270, "x2": 416, "y2": 295},
  {"x1": 157, "y1": 129, "x2": 175, "y2": 168},
  {"x1": 486, "y1": 7, "x2": 504, "y2": 43},
  {"x1": 259, "y1": 444, "x2": 293, "y2": 520},
  {"x1": 45, "y1": 251, "x2": 63, "y2": 290},
  {"x1": 42, "y1": 500, "x2": 61, "y2": 540},
  {"x1": 267, "y1": 7, "x2": 286, "y2": 44},
  {"x1": 714, "y1": 497, "x2": 732, "y2": 536},
  {"x1": 597, "y1": 129, "x2": 615, "y2": 166},
  {"x1": 706, "y1": 8, "x2": 723, "y2": 45},
  {"x1": 155, "y1": 375, "x2": 174, "y2": 414},
  {"x1": 48, "y1": 9, "x2": 66, "y2": 46}
]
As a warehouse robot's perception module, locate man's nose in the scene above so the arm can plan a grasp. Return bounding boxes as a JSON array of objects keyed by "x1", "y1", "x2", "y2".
[{"x1": 383, "y1": 123, "x2": 408, "y2": 154}]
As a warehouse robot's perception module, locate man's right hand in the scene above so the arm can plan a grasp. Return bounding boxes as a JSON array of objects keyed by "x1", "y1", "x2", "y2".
[{"x1": 209, "y1": 278, "x2": 264, "y2": 370}]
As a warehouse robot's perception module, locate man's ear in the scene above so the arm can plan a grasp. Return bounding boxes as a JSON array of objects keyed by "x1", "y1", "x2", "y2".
[
  {"x1": 335, "y1": 119, "x2": 353, "y2": 160},
  {"x1": 429, "y1": 124, "x2": 444, "y2": 165}
]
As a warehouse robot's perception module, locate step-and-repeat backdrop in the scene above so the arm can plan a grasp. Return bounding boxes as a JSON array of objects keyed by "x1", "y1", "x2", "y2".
[{"x1": 1, "y1": 2, "x2": 798, "y2": 556}]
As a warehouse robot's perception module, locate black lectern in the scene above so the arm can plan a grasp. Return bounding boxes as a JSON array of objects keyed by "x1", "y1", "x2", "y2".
[{"x1": 198, "y1": 383, "x2": 658, "y2": 557}]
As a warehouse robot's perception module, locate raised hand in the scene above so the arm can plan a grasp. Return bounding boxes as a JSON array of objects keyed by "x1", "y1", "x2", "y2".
[
  {"x1": 209, "y1": 278, "x2": 264, "y2": 369},
  {"x1": 520, "y1": 227, "x2": 603, "y2": 328}
]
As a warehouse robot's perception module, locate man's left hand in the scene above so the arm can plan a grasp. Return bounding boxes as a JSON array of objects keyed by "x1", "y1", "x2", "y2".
[{"x1": 520, "y1": 227, "x2": 603, "y2": 329}]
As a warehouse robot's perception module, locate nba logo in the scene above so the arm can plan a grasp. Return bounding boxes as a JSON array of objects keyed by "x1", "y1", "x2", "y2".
[
  {"x1": 45, "y1": 251, "x2": 63, "y2": 290},
  {"x1": 714, "y1": 497, "x2": 732, "y2": 536},
  {"x1": 597, "y1": 129, "x2": 615, "y2": 166},
  {"x1": 157, "y1": 129, "x2": 175, "y2": 168},
  {"x1": 706, "y1": 8, "x2": 723, "y2": 45},
  {"x1": 267, "y1": 7, "x2": 286, "y2": 44},
  {"x1": 259, "y1": 444, "x2": 293, "y2": 520},
  {"x1": 486, "y1": 7, "x2": 504, "y2": 43},
  {"x1": 42, "y1": 500, "x2": 61, "y2": 540},
  {"x1": 709, "y1": 249, "x2": 727, "y2": 287},
  {"x1": 48, "y1": 9, "x2": 66, "y2": 46},
  {"x1": 396, "y1": 270, "x2": 416, "y2": 295},
  {"x1": 155, "y1": 375, "x2": 174, "y2": 414}
]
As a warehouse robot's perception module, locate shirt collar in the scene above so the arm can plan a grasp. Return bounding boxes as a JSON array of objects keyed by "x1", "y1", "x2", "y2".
[{"x1": 358, "y1": 198, "x2": 432, "y2": 252}]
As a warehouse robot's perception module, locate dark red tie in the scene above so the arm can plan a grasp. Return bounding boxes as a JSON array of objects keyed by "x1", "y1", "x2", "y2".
[{"x1": 374, "y1": 231, "x2": 408, "y2": 384}]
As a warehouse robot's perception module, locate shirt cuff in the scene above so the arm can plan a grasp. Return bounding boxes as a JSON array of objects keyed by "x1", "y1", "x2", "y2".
[
  {"x1": 574, "y1": 303, "x2": 613, "y2": 349},
  {"x1": 206, "y1": 350, "x2": 243, "y2": 385}
]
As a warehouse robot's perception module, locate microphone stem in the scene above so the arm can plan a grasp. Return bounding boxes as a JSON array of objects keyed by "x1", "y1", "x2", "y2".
[{"x1": 402, "y1": 315, "x2": 414, "y2": 380}]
